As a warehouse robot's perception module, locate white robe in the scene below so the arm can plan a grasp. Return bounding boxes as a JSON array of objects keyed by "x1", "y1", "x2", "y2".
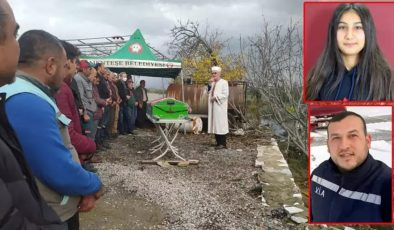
[{"x1": 208, "y1": 78, "x2": 229, "y2": 134}]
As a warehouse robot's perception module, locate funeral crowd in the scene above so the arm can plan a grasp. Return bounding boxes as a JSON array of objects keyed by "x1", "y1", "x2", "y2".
[
  {"x1": 0, "y1": 0, "x2": 151, "y2": 229},
  {"x1": 0, "y1": 0, "x2": 230, "y2": 229}
]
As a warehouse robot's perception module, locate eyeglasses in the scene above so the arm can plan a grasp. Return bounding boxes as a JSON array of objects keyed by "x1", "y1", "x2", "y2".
[{"x1": 212, "y1": 72, "x2": 218, "y2": 74}]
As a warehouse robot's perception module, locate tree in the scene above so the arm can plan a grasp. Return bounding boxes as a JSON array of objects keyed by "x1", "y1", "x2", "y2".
[
  {"x1": 169, "y1": 20, "x2": 245, "y2": 83},
  {"x1": 244, "y1": 20, "x2": 307, "y2": 155}
]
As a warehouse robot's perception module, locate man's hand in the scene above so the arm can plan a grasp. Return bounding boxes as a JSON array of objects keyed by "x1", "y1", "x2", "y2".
[
  {"x1": 105, "y1": 98, "x2": 112, "y2": 105},
  {"x1": 78, "y1": 195, "x2": 96, "y2": 212},
  {"x1": 210, "y1": 97, "x2": 216, "y2": 103},
  {"x1": 138, "y1": 103, "x2": 143, "y2": 109},
  {"x1": 78, "y1": 186, "x2": 106, "y2": 212},
  {"x1": 83, "y1": 114, "x2": 90, "y2": 122},
  {"x1": 94, "y1": 186, "x2": 106, "y2": 200}
]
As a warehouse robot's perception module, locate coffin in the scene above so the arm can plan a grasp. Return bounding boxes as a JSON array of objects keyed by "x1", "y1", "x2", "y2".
[{"x1": 147, "y1": 98, "x2": 189, "y2": 120}]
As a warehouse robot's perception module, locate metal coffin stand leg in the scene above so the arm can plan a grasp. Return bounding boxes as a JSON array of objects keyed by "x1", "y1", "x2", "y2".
[{"x1": 152, "y1": 123, "x2": 185, "y2": 161}]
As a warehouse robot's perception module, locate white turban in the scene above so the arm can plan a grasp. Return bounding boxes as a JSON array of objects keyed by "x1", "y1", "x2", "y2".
[{"x1": 211, "y1": 66, "x2": 222, "y2": 72}]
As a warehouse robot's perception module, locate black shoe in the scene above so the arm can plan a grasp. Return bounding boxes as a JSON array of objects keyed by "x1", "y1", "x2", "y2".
[
  {"x1": 102, "y1": 142, "x2": 111, "y2": 149},
  {"x1": 96, "y1": 144, "x2": 102, "y2": 151},
  {"x1": 215, "y1": 145, "x2": 227, "y2": 150}
]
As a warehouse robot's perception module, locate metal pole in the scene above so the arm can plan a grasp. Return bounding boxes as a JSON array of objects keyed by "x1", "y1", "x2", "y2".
[
  {"x1": 181, "y1": 69, "x2": 185, "y2": 102},
  {"x1": 161, "y1": 78, "x2": 165, "y2": 98},
  {"x1": 181, "y1": 68, "x2": 186, "y2": 135}
]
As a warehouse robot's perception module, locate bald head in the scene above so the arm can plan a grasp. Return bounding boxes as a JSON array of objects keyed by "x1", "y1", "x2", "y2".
[
  {"x1": 0, "y1": 0, "x2": 18, "y2": 44},
  {"x1": 0, "y1": 0, "x2": 19, "y2": 86},
  {"x1": 0, "y1": 0, "x2": 11, "y2": 42}
]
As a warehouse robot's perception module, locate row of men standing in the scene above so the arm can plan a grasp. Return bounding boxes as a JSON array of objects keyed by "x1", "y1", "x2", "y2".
[
  {"x1": 60, "y1": 59, "x2": 149, "y2": 155},
  {"x1": 0, "y1": 1, "x2": 149, "y2": 227},
  {"x1": 0, "y1": 22, "x2": 104, "y2": 230}
]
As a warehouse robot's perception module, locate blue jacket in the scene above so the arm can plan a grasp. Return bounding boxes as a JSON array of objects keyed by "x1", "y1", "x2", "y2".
[
  {"x1": 0, "y1": 76, "x2": 101, "y2": 197},
  {"x1": 310, "y1": 154, "x2": 391, "y2": 223}
]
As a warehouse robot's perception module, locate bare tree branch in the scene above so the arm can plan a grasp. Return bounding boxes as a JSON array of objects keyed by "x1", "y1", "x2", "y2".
[{"x1": 244, "y1": 19, "x2": 307, "y2": 155}]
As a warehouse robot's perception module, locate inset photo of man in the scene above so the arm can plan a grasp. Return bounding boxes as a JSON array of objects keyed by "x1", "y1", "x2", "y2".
[{"x1": 309, "y1": 106, "x2": 392, "y2": 223}]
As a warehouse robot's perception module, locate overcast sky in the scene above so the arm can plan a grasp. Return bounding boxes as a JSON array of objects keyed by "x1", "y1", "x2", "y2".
[
  {"x1": 8, "y1": 0, "x2": 302, "y2": 88},
  {"x1": 9, "y1": 0, "x2": 302, "y2": 54}
]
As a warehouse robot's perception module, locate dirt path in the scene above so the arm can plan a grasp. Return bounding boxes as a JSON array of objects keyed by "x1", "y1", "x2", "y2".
[{"x1": 80, "y1": 128, "x2": 290, "y2": 229}]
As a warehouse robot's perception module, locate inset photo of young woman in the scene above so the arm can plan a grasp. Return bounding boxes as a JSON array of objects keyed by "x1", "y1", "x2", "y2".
[{"x1": 304, "y1": 2, "x2": 394, "y2": 102}]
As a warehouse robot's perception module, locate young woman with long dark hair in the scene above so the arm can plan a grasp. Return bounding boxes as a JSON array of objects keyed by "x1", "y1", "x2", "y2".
[{"x1": 306, "y1": 3, "x2": 393, "y2": 101}]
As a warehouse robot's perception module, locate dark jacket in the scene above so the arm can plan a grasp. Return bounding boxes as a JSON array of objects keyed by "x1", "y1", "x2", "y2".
[
  {"x1": 127, "y1": 88, "x2": 137, "y2": 107},
  {"x1": 97, "y1": 73, "x2": 109, "y2": 99},
  {"x1": 70, "y1": 77, "x2": 83, "y2": 112},
  {"x1": 310, "y1": 154, "x2": 392, "y2": 222},
  {"x1": 134, "y1": 86, "x2": 148, "y2": 105},
  {"x1": 115, "y1": 80, "x2": 127, "y2": 106},
  {"x1": 318, "y1": 66, "x2": 364, "y2": 101},
  {"x1": 0, "y1": 93, "x2": 63, "y2": 230},
  {"x1": 109, "y1": 81, "x2": 119, "y2": 102},
  {"x1": 54, "y1": 82, "x2": 96, "y2": 156},
  {"x1": 93, "y1": 85, "x2": 106, "y2": 121}
]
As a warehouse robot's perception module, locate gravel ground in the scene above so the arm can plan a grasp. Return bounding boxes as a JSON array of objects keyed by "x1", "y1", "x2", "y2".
[{"x1": 80, "y1": 127, "x2": 291, "y2": 230}]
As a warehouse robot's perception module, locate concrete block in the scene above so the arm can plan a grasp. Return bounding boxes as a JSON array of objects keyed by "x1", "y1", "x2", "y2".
[
  {"x1": 284, "y1": 206, "x2": 304, "y2": 215},
  {"x1": 290, "y1": 216, "x2": 308, "y2": 224},
  {"x1": 293, "y1": 193, "x2": 302, "y2": 198}
]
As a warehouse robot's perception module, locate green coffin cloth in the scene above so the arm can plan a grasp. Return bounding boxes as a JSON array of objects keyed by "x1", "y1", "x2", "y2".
[{"x1": 148, "y1": 98, "x2": 188, "y2": 120}]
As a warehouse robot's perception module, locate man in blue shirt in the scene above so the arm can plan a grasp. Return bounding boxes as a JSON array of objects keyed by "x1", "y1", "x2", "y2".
[
  {"x1": 0, "y1": 29, "x2": 104, "y2": 229},
  {"x1": 310, "y1": 111, "x2": 391, "y2": 223}
]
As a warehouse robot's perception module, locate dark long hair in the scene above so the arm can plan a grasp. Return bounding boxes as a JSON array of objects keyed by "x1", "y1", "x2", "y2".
[{"x1": 306, "y1": 3, "x2": 393, "y2": 100}]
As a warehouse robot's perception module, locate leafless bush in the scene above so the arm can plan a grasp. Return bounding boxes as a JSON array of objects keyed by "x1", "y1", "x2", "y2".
[
  {"x1": 245, "y1": 20, "x2": 307, "y2": 155},
  {"x1": 169, "y1": 20, "x2": 224, "y2": 58}
]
